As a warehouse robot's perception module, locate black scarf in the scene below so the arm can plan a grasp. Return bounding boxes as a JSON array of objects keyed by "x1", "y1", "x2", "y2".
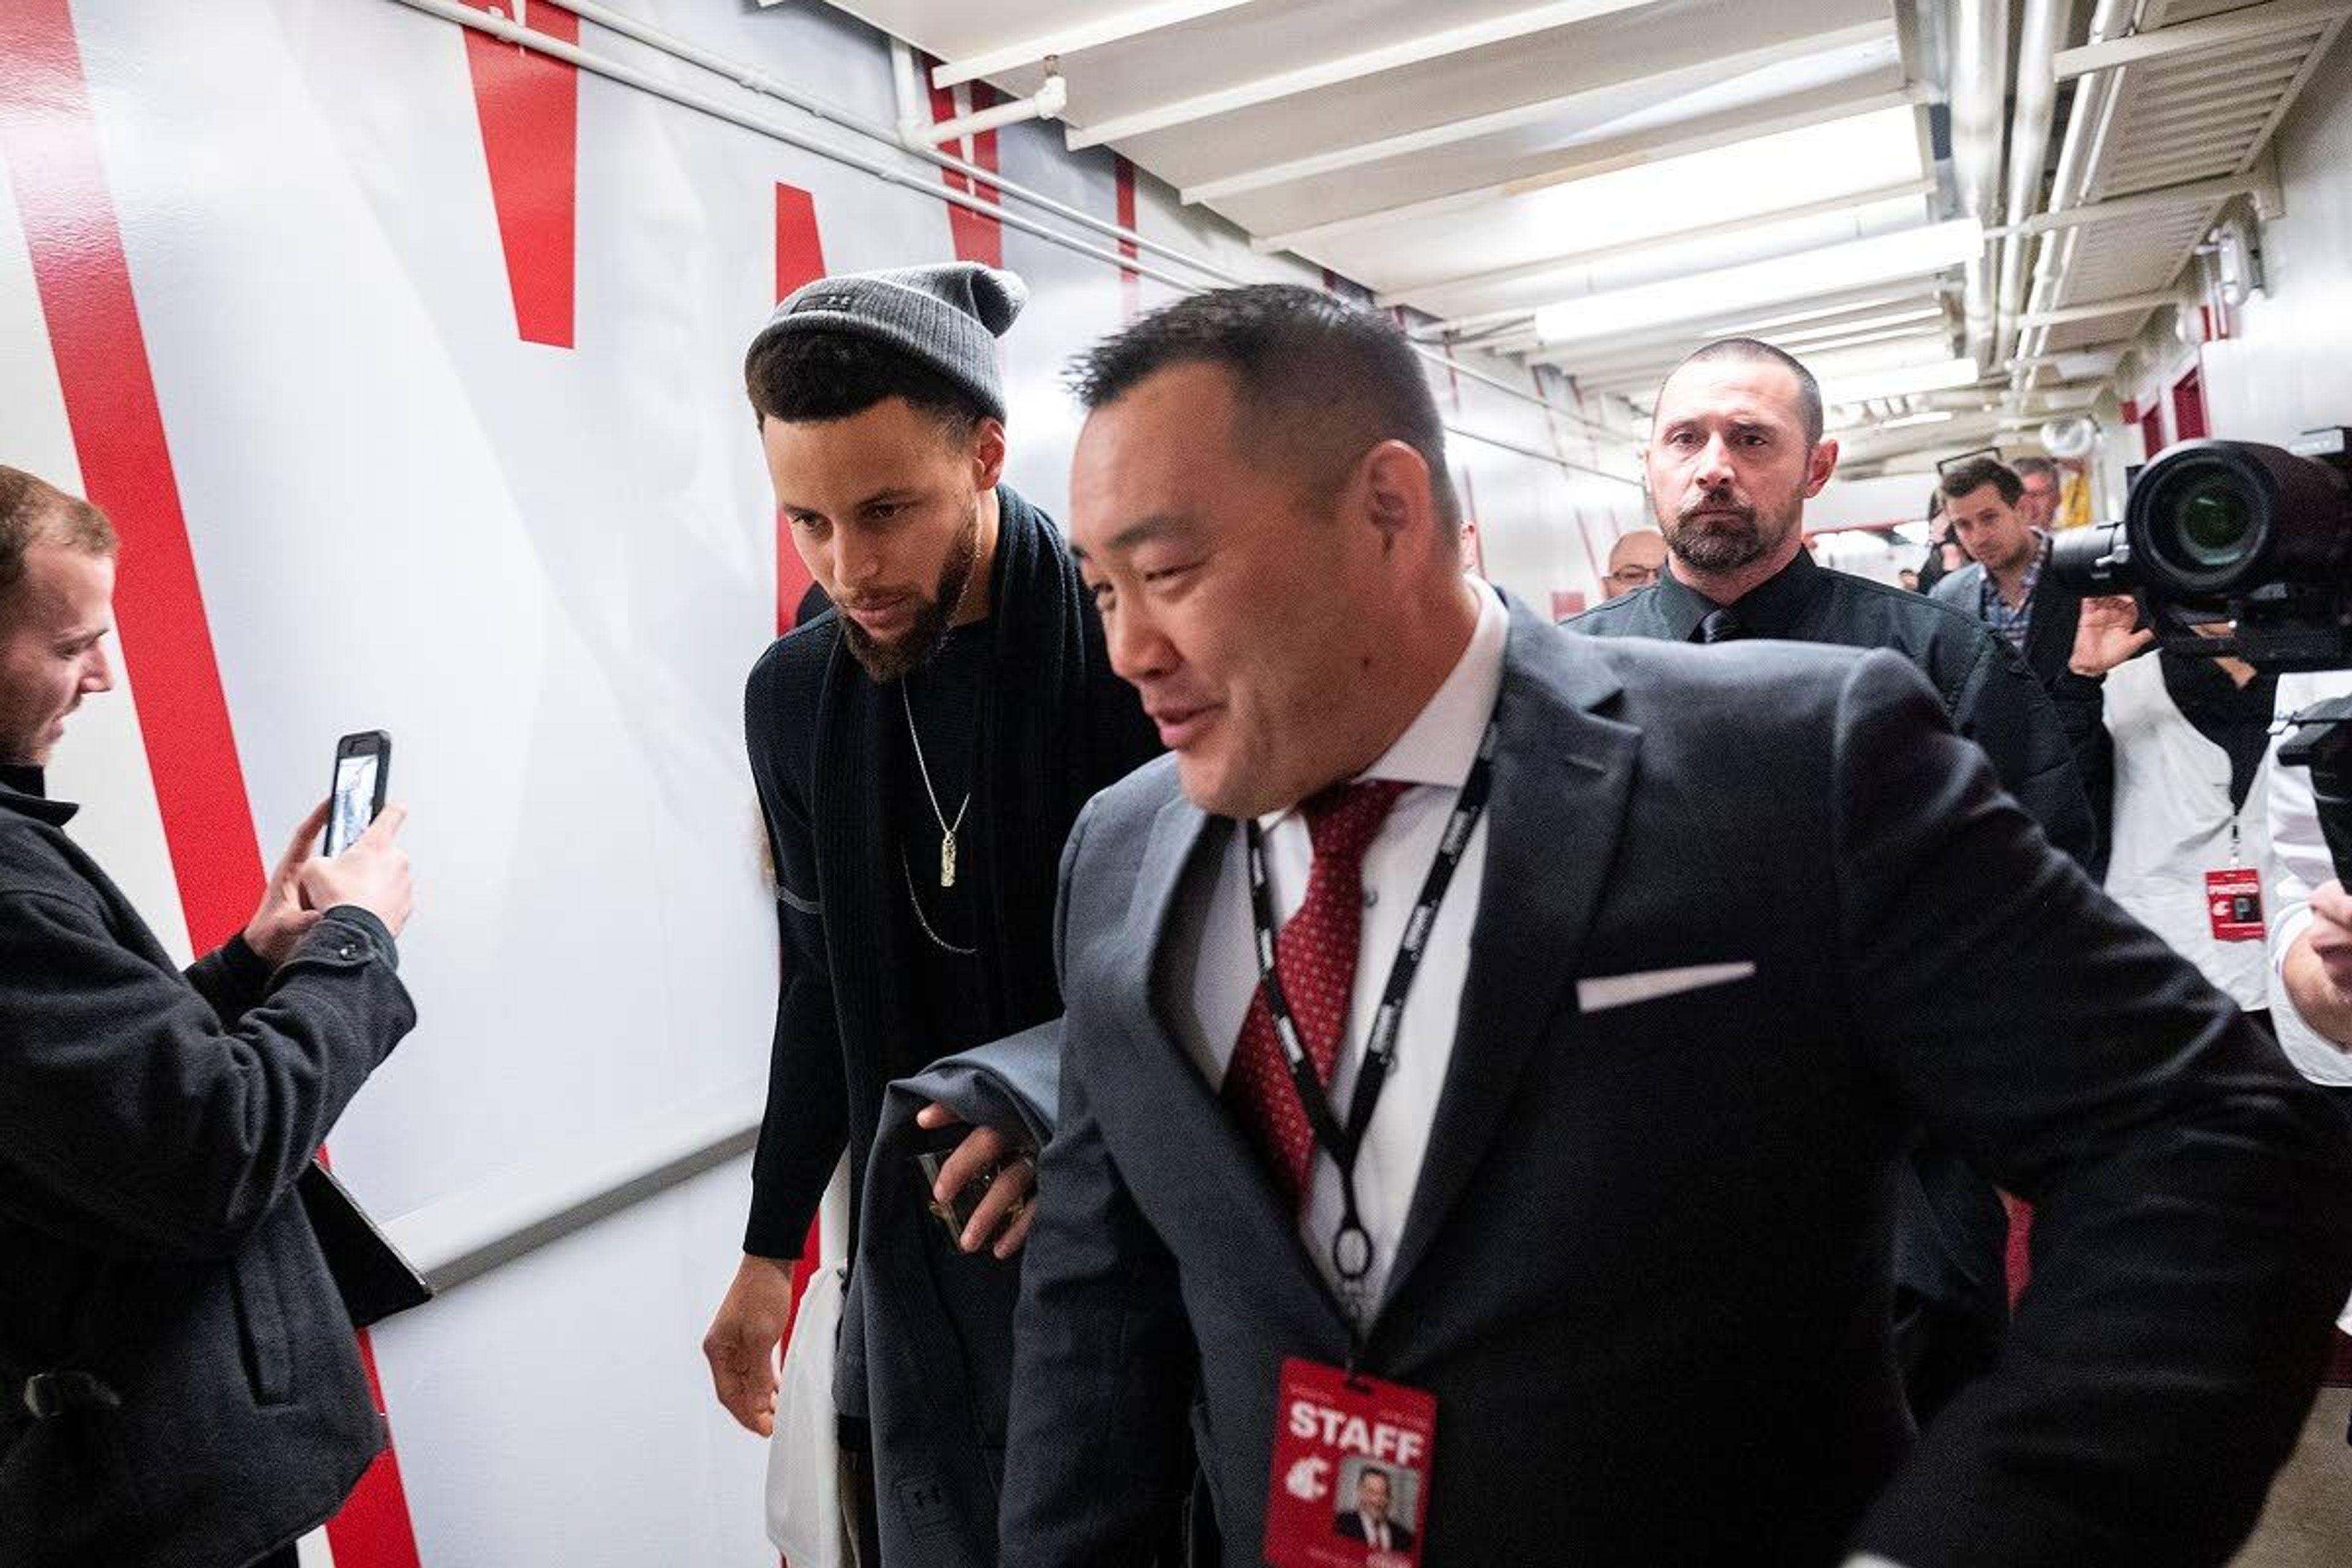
[{"x1": 808, "y1": 487, "x2": 1156, "y2": 1231}]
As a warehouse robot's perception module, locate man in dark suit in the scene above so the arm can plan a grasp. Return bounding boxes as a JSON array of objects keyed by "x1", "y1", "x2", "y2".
[
  {"x1": 997, "y1": 285, "x2": 2352, "y2": 1567},
  {"x1": 0, "y1": 467, "x2": 418, "y2": 1568},
  {"x1": 1931, "y1": 456, "x2": 2127, "y2": 871},
  {"x1": 1332, "y1": 1466, "x2": 1413, "y2": 1551},
  {"x1": 1565, "y1": 340, "x2": 2098, "y2": 1425}
]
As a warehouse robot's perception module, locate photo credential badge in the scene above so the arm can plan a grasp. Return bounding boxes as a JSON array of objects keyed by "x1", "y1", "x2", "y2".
[
  {"x1": 2206, "y1": 866, "x2": 2265, "y2": 942},
  {"x1": 1264, "y1": 1358, "x2": 1436, "y2": 1568}
]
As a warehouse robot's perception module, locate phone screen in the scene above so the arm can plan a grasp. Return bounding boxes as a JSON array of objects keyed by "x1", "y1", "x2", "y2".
[{"x1": 326, "y1": 750, "x2": 382, "y2": 858}]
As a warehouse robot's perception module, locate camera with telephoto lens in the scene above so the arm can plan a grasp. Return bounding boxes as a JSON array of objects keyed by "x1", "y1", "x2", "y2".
[
  {"x1": 2049, "y1": 432, "x2": 2352, "y2": 880},
  {"x1": 2048, "y1": 430, "x2": 2352, "y2": 668}
]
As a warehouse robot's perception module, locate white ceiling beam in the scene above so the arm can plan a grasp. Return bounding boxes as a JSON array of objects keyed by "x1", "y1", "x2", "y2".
[
  {"x1": 1180, "y1": 20, "x2": 1892, "y2": 205},
  {"x1": 2018, "y1": 290, "x2": 2179, "y2": 329},
  {"x1": 929, "y1": 0, "x2": 1259, "y2": 89},
  {"x1": 2054, "y1": 0, "x2": 2350, "y2": 81},
  {"x1": 1063, "y1": 0, "x2": 1662, "y2": 150},
  {"x1": 1252, "y1": 85, "x2": 1920, "y2": 256},
  {"x1": 1379, "y1": 178, "x2": 1934, "y2": 311}
]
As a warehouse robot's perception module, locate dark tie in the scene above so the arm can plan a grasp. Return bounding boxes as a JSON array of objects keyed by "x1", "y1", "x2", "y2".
[
  {"x1": 1224, "y1": 780, "x2": 1409, "y2": 1205},
  {"x1": 1697, "y1": 606, "x2": 1745, "y2": 644}
]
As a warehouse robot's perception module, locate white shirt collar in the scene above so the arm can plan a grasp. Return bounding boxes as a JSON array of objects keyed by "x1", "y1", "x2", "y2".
[{"x1": 1258, "y1": 579, "x2": 1507, "y2": 831}]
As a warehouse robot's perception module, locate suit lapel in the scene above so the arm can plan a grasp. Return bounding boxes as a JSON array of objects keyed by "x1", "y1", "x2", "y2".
[
  {"x1": 1115, "y1": 786, "x2": 1348, "y2": 1314},
  {"x1": 1379, "y1": 603, "x2": 1641, "y2": 1319}
]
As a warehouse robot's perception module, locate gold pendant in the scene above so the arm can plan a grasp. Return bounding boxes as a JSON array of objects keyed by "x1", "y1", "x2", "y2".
[{"x1": 940, "y1": 831, "x2": 957, "y2": 889}]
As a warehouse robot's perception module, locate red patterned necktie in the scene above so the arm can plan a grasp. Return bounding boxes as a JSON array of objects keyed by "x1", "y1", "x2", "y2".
[{"x1": 1224, "y1": 779, "x2": 1409, "y2": 1207}]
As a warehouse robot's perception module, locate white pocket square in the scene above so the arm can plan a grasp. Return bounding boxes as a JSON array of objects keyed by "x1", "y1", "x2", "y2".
[{"x1": 1577, "y1": 962, "x2": 1757, "y2": 1014}]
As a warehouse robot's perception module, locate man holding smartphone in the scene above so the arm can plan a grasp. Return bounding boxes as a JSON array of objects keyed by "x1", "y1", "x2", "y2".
[
  {"x1": 0, "y1": 466, "x2": 418, "y2": 1568},
  {"x1": 704, "y1": 264, "x2": 1159, "y2": 1552}
]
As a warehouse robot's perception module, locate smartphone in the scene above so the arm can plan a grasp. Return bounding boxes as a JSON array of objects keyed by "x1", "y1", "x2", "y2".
[{"x1": 323, "y1": 731, "x2": 392, "y2": 858}]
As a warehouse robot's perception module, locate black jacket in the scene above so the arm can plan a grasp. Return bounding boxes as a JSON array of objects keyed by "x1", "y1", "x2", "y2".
[
  {"x1": 0, "y1": 768, "x2": 416, "y2": 1568},
  {"x1": 839, "y1": 1025, "x2": 1061, "y2": 1568},
  {"x1": 1567, "y1": 550, "x2": 2094, "y2": 1392},
  {"x1": 741, "y1": 486, "x2": 1158, "y2": 1259}
]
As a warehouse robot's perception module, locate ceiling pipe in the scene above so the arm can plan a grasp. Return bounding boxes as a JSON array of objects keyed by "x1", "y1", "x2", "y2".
[
  {"x1": 1947, "y1": 0, "x2": 2013, "y2": 368},
  {"x1": 1992, "y1": 0, "x2": 2071, "y2": 367},
  {"x1": 2010, "y1": 0, "x2": 2141, "y2": 399}
]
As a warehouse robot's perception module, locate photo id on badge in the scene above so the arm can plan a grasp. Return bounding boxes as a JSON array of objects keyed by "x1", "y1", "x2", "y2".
[
  {"x1": 2207, "y1": 867, "x2": 2265, "y2": 942},
  {"x1": 1264, "y1": 1359, "x2": 1436, "y2": 1568}
]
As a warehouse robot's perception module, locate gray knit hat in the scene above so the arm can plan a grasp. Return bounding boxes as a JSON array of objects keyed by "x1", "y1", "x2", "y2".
[{"x1": 750, "y1": 262, "x2": 1028, "y2": 421}]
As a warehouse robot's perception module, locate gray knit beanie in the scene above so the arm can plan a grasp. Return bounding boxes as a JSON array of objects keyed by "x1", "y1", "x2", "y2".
[{"x1": 750, "y1": 262, "x2": 1028, "y2": 421}]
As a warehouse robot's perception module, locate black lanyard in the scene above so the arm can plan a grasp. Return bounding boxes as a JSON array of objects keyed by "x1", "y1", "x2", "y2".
[{"x1": 1242, "y1": 722, "x2": 1499, "y2": 1329}]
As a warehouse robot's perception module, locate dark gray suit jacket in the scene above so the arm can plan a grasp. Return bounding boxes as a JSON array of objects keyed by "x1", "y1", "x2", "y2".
[{"x1": 1000, "y1": 600, "x2": 2352, "y2": 1567}]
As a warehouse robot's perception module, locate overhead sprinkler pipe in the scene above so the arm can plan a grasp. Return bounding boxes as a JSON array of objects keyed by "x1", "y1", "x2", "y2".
[
  {"x1": 1994, "y1": 0, "x2": 2070, "y2": 367},
  {"x1": 1948, "y1": 0, "x2": 2013, "y2": 367}
]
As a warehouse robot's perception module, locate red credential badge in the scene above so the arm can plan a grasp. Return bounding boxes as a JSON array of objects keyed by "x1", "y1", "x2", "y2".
[
  {"x1": 2207, "y1": 867, "x2": 2266, "y2": 942},
  {"x1": 1264, "y1": 1359, "x2": 1437, "y2": 1568}
]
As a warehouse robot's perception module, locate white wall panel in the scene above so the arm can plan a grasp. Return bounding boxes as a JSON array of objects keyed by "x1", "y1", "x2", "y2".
[{"x1": 2201, "y1": 32, "x2": 2352, "y2": 444}]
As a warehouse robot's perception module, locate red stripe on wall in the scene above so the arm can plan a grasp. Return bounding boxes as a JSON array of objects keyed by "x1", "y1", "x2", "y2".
[
  {"x1": 929, "y1": 74, "x2": 1004, "y2": 268},
  {"x1": 0, "y1": 1, "x2": 265, "y2": 954},
  {"x1": 1114, "y1": 156, "x2": 1141, "y2": 320},
  {"x1": 0, "y1": 7, "x2": 424, "y2": 1567},
  {"x1": 774, "y1": 183, "x2": 827, "y2": 301},
  {"x1": 331, "y1": 1335, "x2": 426, "y2": 1568},
  {"x1": 458, "y1": 0, "x2": 581, "y2": 347}
]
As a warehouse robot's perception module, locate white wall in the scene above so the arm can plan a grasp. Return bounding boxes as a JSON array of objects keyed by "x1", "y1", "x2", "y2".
[{"x1": 2199, "y1": 30, "x2": 2352, "y2": 447}]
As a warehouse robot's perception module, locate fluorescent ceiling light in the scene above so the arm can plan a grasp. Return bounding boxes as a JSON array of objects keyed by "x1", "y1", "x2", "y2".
[
  {"x1": 1822, "y1": 356, "x2": 1983, "y2": 404},
  {"x1": 1581, "y1": 31, "x2": 1902, "y2": 143},
  {"x1": 1535, "y1": 221, "x2": 1985, "y2": 347},
  {"x1": 1389, "y1": 105, "x2": 1924, "y2": 288},
  {"x1": 1874, "y1": 410, "x2": 1958, "y2": 432}
]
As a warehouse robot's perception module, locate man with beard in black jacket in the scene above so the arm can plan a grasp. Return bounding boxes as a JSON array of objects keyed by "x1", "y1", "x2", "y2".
[
  {"x1": 701, "y1": 265, "x2": 1161, "y2": 1555},
  {"x1": 1566, "y1": 339, "x2": 2095, "y2": 1427},
  {"x1": 0, "y1": 466, "x2": 416, "y2": 1568}
]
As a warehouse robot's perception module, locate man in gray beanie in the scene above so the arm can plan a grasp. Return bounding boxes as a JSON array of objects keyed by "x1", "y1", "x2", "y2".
[{"x1": 703, "y1": 262, "x2": 1160, "y2": 1553}]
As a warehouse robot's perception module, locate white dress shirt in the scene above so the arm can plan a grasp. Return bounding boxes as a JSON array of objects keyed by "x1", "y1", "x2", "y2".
[
  {"x1": 1159, "y1": 581, "x2": 1506, "y2": 1308},
  {"x1": 2266, "y1": 669, "x2": 2352, "y2": 1090}
]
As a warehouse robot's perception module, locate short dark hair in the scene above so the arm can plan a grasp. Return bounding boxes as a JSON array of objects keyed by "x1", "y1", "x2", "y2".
[
  {"x1": 1666, "y1": 337, "x2": 1825, "y2": 445},
  {"x1": 2011, "y1": 454, "x2": 2059, "y2": 485},
  {"x1": 1939, "y1": 456, "x2": 2024, "y2": 508},
  {"x1": 1357, "y1": 1466, "x2": 1390, "y2": 1486},
  {"x1": 1067, "y1": 284, "x2": 1460, "y2": 532},
  {"x1": 744, "y1": 327, "x2": 989, "y2": 437},
  {"x1": 0, "y1": 466, "x2": 116, "y2": 603}
]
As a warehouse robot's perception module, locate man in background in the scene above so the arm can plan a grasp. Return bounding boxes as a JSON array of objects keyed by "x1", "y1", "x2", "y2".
[
  {"x1": 1600, "y1": 527, "x2": 1665, "y2": 598},
  {"x1": 1932, "y1": 456, "x2": 2117, "y2": 871},
  {"x1": 1564, "y1": 340, "x2": 2095, "y2": 1425},
  {"x1": 0, "y1": 466, "x2": 417, "y2": 1568},
  {"x1": 2013, "y1": 454, "x2": 2064, "y2": 533}
]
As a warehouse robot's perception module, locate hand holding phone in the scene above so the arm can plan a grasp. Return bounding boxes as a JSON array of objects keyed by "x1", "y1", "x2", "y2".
[
  {"x1": 299, "y1": 730, "x2": 413, "y2": 938},
  {"x1": 324, "y1": 731, "x2": 391, "y2": 858}
]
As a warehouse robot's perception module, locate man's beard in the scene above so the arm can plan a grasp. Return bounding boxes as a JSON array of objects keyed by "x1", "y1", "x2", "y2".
[
  {"x1": 839, "y1": 497, "x2": 982, "y2": 683},
  {"x1": 1661, "y1": 485, "x2": 1791, "y2": 574}
]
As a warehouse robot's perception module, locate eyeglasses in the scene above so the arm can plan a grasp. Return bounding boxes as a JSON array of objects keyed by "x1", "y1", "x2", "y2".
[{"x1": 1605, "y1": 565, "x2": 1661, "y2": 587}]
